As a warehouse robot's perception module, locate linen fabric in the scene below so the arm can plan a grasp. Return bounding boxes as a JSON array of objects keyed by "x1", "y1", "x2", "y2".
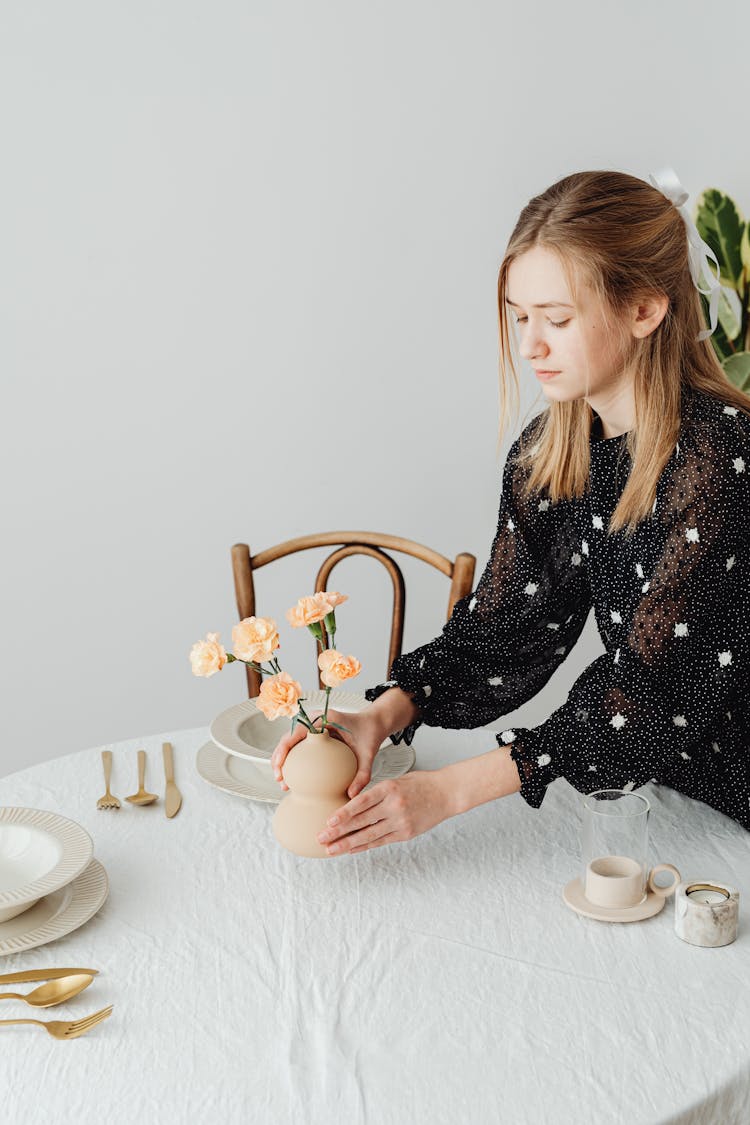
[
  {"x1": 3, "y1": 727, "x2": 750, "y2": 1125},
  {"x1": 365, "y1": 386, "x2": 750, "y2": 831}
]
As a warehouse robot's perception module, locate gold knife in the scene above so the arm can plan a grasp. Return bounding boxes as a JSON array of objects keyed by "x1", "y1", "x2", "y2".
[
  {"x1": 162, "y1": 741, "x2": 182, "y2": 818},
  {"x1": 0, "y1": 968, "x2": 99, "y2": 985}
]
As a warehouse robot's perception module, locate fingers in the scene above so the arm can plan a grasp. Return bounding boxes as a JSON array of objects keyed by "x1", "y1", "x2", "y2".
[
  {"x1": 321, "y1": 709, "x2": 376, "y2": 797},
  {"x1": 270, "y1": 707, "x2": 376, "y2": 794},
  {"x1": 270, "y1": 727, "x2": 307, "y2": 786},
  {"x1": 326, "y1": 824, "x2": 397, "y2": 855},
  {"x1": 348, "y1": 831, "x2": 399, "y2": 854},
  {"x1": 271, "y1": 711, "x2": 324, "y2": 787},
  {"x1": 320, "y1": 710, "x2": 355, "y2": 749},
  {"x1": 319, "y1": 786, "x2": 384, "y2": 840},
  {"x1": 347, "y1": 766, "x2": 372, "y2": 800}
]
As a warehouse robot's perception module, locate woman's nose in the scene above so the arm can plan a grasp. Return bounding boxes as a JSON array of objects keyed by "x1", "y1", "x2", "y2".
[{"x1": 518, "y1": 331, "x2": 549, "y2": 362}]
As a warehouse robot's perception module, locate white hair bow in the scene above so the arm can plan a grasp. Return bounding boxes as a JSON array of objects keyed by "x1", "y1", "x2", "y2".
[{"x1": 648, "y1": 165, "x2": 742, "y2": 342}]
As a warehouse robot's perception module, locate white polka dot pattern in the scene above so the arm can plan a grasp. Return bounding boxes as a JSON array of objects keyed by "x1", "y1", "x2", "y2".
[{"x1": 365, "y1": 388, "x2": 750, "y2": 830}]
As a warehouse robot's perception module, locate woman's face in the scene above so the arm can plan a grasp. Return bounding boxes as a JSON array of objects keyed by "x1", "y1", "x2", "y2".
[{"x1": 505, "y1": 245, "x2": 631, "y2": 404}]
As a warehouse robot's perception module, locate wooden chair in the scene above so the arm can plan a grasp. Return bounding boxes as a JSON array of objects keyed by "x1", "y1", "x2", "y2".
[{"x1": 231, "y1": 532, "x2": 477, "y2": 698}]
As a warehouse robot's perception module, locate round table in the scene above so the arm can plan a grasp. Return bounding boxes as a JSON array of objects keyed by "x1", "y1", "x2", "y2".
[{"x1": 1, "y1": 725, "x2": 749, "y2": 1125}]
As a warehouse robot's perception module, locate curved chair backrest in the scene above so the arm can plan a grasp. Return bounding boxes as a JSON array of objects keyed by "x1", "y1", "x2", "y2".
[{"x1": 230, "y1": 531, "x2": 476, "y2": 698}]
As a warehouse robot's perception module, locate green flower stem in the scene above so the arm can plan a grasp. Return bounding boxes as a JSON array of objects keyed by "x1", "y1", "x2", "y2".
[
  {"x1": 236, "y1": 657, "x2": 268, "y2": 673},
  {"x1": 322, "y1": 686, "x2": 332, "y2": 725},
  {"x1": 296, "y1": 702, "x2": 318, "y2": 732}
]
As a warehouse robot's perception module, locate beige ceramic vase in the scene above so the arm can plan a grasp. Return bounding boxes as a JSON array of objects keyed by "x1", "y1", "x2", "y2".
[{"x1": 272, "y1": 728, "x2": 358, "y2": 858}]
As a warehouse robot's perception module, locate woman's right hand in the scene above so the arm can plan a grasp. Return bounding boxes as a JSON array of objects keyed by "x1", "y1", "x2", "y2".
[{"x1": 271, "y1": 707, "x2": 386, "y2": 800}]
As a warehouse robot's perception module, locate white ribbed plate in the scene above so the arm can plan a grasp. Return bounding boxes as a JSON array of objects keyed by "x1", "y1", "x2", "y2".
[
  {"x1": 0, "y1": 858, "x2": 108, "y2": 957},
  {"x1": 197, "y1": 739, "x2": 416, "y2": 804},
  {"x1": 210, "y1": 689, "x2": 378, "y2": 763},
  {"x1": 0, "y1": 808, "x2": 94, "y2": 920}
]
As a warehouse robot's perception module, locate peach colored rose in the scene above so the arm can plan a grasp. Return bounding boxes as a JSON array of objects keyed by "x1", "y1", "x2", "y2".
[
  {"x1": 317, "y1": 649, "x2": 361, "y2": 688},
  {"x1": 232, "y1": 616, "x2": 279, "y2": 663},
  {"x1": 255, "y1": 671, "x2": 303, "y2": 720},
  {"x1": 286, "y1": 592, "x2": 338, "y2": 628},
  {"x1": 189, "y1": 632, "x2": 227, "y2": 677}
]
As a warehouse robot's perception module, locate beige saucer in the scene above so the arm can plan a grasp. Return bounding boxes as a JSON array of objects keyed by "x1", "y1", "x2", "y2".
[{"x1": 563, "y1": 877, "x2": 668, "y2": 923}]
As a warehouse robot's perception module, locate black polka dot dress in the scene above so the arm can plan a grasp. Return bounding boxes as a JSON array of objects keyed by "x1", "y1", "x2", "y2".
[{"x1": 365, "y1": 386, "x2": 750, "y2": 831}]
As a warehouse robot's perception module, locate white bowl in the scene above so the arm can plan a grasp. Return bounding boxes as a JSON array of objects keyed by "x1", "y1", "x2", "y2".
[
  {"x1": 210, "y1": 689, "x2": 371, "y2": 763},
  {"x1": 0, "y1": 809, "x2": 94, "y2": 923}
]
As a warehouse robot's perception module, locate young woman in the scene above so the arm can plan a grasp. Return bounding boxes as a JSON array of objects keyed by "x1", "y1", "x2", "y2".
[{"x1": 271, "y1": 168, "x2": 750, "y2": 853}]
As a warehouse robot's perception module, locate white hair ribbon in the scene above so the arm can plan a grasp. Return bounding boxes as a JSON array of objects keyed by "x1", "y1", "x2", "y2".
[{"x1": 648, "y1": 165, "x2": 742, "y2": 342}]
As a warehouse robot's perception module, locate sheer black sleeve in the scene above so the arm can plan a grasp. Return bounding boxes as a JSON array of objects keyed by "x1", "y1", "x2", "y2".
[
  {"x1": 505, "y1": 415, "x2": 750, "y2": 811},
  {"x1": 364, "y1": 423, "x2": 593, "y2": 744}
]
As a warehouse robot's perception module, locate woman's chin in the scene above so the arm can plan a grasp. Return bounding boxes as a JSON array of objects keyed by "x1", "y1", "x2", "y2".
[
  {"x1": 538, "y1": 380, "x2": 582, "y2": 402},
  {"x1": 538, "y1": 380, "x2": 565, "y2": 396}
]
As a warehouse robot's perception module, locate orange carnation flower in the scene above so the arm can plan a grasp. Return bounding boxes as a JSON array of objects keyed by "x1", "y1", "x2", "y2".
[
  {"x1": 317, "y1": 649, "x2": 361, "y2": 688},
  {"x1": 189, "y1": 633, "x2": 227, "y2": 677},
  {"x1": 286, "y1": 592, "x2": 337, "y2": 628},
  {"x1": 232, "y1": 616, "x2": 279, "y2": 663},
  {"x1": 255, "y1": 671, "x2": 303, "y2": 720}
]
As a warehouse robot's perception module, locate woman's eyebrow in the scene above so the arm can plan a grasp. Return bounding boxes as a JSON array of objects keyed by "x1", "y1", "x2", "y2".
[{"x1": 505, "y1": 298, "x2": 575, "y2": 308}]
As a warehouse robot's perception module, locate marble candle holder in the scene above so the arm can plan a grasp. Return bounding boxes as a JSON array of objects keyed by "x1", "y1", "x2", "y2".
[{"x1": 674, "y1": 881, "x2": 740, "y2": 947}]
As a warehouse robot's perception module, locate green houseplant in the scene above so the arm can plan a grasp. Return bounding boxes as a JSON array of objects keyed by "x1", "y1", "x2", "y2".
[{"x1": 695, "y1": 187, "x2": 750, "y2": 390}]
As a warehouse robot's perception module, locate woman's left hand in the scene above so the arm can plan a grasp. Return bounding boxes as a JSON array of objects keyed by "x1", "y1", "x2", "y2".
[{"x1": 317, "y1": 771, "x2": 454, "y2": 855}]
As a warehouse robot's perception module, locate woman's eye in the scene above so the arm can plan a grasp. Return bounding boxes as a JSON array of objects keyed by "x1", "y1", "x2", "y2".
[{"x1": 514, "y1": 316, "x2": 570, "y2": 328}]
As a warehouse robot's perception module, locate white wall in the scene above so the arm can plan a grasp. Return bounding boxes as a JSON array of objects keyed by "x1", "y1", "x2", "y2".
[{"x1": 3, "y1": 0, "x2": 748, "y2": 776}]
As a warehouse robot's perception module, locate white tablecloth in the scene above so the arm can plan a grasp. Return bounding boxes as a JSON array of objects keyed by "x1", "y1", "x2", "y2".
[{"x1": 1, "y1": 725, "x2": 750, "y2": 1125}]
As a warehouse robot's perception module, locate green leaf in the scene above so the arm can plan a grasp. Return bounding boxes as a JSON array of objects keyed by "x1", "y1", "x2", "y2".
[
  {"x1": 695, "y1": 188, "x2": 744, "y2": 287},
  {"x1": 723, "y1": 351, "x2": 750, "y2": 393},
  {"x1": 290, "y1": 715, "x2": 298, "y2": 736},
  {"x1": 740, "y1": 220, "x2": 750, "y2": 300},
  {"x1": 226, "y1": 653, "x2": 236, "y2": 663},
  {"x1": 695, "y1": 190, "x2": 747, "y2": 343},
  {"x1": 714, "y1": 282, "x2": 744, "y2": 343},
  {"x1": 324, "y1": 721, "x2": 352, "y2": 735}
]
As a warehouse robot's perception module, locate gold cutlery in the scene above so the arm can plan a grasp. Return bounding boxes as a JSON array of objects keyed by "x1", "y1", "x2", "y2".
[
  {"x1": 125, "y1": 749, "x2": 159, "y2": 806},
  {"x1": 0, "y1": 1004, "x2": 113, "y2": 1040},
  {"x1": 0, "y1": 968, "x2": 99, "y2": 985},
  {"x1": 0, "y1": 974, "x2": 94, "y2": 1007},
  {"x1": 162, "y1": 742, "x2": 182, "y2": 818},
  {"x1": 97, "y1": 749, "x2": 121, "y2": 810}
]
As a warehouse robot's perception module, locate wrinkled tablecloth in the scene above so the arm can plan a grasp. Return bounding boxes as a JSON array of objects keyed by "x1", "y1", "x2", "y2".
[{"x1": 1, "y1": 725, "x2": 749, "y2": 1125}]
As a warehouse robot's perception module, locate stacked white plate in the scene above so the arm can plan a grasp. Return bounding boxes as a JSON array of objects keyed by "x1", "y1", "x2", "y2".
[
  {"x1": 196, "y1": 688, "x2": 416, "y2": 803},
  {"x1": 0, "y1": 808, "x2": 108, "y2": 956}
]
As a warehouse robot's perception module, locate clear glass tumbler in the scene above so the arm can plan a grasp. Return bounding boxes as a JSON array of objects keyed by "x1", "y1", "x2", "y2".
[{"x1": 581, "y1": 789, "x2": 650, "y2": 908}]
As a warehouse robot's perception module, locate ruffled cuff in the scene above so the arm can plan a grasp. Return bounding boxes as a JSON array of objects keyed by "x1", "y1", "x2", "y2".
[
  {"x1": 363, "y1": 681, "x2": 427, "y2": 747},
  {"x1": 496, "y1": 727, "x2": 558, "y2": 810}
]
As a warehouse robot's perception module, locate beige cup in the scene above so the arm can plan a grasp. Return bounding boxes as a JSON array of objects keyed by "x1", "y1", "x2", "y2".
[{"x1": 584, "y1": 855, "x2": 681, "y2": 909}]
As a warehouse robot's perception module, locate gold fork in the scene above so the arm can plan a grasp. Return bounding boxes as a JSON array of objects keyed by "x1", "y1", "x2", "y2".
[
  {"x1": 0, "y1": 1003, "x2": 113, "y2": 1040},
  {"x1": 97, "y1": 749, "x2": 121, "y2": 810}
]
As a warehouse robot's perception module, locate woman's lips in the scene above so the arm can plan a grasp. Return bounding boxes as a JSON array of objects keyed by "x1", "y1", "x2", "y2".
[{"x1": 535, "y1": 370, "x2": 561, "y2": 381}]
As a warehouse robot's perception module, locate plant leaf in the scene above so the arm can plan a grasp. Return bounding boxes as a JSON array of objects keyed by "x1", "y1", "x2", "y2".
[
  {"x1": 324, "y1": 721, "x2": 352, "y2": 735},
  {"x1": 695, "y1": 188, "x2": 744, "y2": 287},
  {"x1": 740, "y1": 220, "x2": 750, "y2": 301},
  {"x1": 723, "y1": 351, "x2": 750, "y2": 394}
]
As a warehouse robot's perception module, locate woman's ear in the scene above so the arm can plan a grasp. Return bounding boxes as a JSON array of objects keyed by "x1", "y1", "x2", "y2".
[{"x1": 630, "y1": 292, "x2": 669, "y2": 339}]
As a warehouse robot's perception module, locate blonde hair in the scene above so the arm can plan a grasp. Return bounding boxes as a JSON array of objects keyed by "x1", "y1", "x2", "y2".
[{"x1": 497, "y1": 169, "x2": 750, "y2": 537}]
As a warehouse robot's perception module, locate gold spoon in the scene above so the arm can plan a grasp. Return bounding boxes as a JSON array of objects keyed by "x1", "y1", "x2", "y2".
[
  {"x1": 126, "y1": 749, "x2": 159, "y2": 806},
  {"x1": 0, "y1": 973, "x2": 94, "y2": 1008}
]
